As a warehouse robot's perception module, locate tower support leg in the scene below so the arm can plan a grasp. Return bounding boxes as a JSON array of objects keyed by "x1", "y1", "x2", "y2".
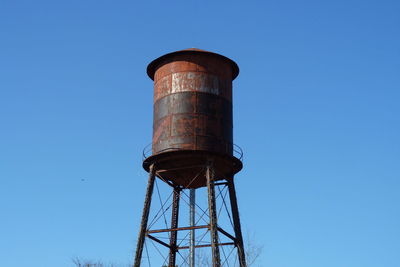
[
  {"x1": 227, "y1": 178, "x2": 247, "y2": 267},
  {"x1": 169, "y1": 186, "x2": 181, "y2": 266},
  {"x1": 189, "y1": 188, "x2": 196, "y2": 267},
  {"x1": 206, "y1": 163, "x2": 221, "y2": 267},
  {"x1": 134, "y1": 164, "x2": 156, "y2": 267}
]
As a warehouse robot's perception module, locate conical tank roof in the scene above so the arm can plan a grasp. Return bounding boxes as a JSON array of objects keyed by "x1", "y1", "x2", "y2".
[{"x1": 146, "y1": 48, "x2": 239, "y2": 80}]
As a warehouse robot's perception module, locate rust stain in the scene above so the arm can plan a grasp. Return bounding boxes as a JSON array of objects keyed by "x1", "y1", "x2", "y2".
[
  {"x1": 150, "y1": 49, "x2": 237, "y2": 156},
  {"x1": 145, "y1": 48, "x2": 241, "y2": 188}
]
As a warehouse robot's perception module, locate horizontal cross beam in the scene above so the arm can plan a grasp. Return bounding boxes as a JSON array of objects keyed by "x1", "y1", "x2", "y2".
[
  {"x1": 147, "y1": 225, "x2": 209, "y2": 234},
  {"x1": 178, "y1": 242, "x2": 235, "y2": 250}
]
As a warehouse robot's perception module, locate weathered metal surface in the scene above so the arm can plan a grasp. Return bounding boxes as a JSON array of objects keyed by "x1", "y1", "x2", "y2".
[
  {"x1": 169, "y1": 187, "x2": 181, "y2": 266},
  {"x1": 134, "y1": 164, "x2": 156, "y2": 267},
  {"x1": 150, "y1": 50, "x2": 236, "y2": 156},
  {"x1": 144, "y1": 49, "x2": 240, "y2": 188},
  {"x1": 147, "y1": 48, "x2": 239, "y2": 81},
  {"x1": 189, "y1": 188, "x2": 195, "y2": 267},
  {"x1": 146, "y1": 234, "x2": 171, "y2": 249},
  {"x1": 134, "y1": 163, "x2": 247, "y2": 266},
  {"x1": 178, "y1": 242, "x2": 235, "y2": 250},
  {"x1": 228, "y1": 178, "x2": 247, "y2": 267},
  {"x1": 135, "y1": 49, "x2": 247, "y2": 266},
  {"x1": 217, "y1": 227, "x2": 236, "y2": 242},
  {"x1": 147, "y1": 224, "x2": 209, "y2": 234},
  {"x1": 144, "y1": 150, "x2": 242, "y2": 188},
  {"x1": 153, "y1": 92, "x2": 233, "y2": 154},
  {"x1": 206, "y1": 163, "x2": 221, "y2": 267}
]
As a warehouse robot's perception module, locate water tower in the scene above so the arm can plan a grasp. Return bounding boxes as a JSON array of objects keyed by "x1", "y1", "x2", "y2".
[{"x1": 134, "y1": 49, "x2": 246, "y2": 267}]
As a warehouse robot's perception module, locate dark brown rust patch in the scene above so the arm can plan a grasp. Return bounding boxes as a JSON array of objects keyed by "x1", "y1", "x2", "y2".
[{"x1": 152, "y1": 92, "x2": 232, "y2": 155}]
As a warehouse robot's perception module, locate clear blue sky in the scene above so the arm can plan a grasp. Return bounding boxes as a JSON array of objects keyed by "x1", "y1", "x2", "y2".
[{"x1": 1, "y1": 0, "x2": 399, "y2": 266}]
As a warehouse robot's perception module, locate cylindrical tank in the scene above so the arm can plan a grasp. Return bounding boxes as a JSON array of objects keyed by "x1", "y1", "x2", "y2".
[{"x1": 143, "y1": 49, "x2": 242, "y2": 188}]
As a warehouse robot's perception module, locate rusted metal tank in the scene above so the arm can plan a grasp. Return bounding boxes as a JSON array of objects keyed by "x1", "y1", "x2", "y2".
[{"x1": 143, "y1": 49, "x2": 242, "y2": 188}]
